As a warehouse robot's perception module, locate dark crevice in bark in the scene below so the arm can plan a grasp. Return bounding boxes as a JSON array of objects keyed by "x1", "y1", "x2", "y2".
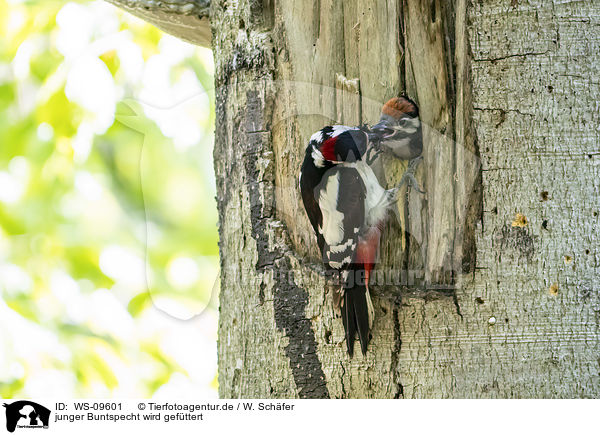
[
  {"x1": 463, "y1": 156, "x2": 482, "y2": 274},
  {"x1": 473, "y1": 106, "x2": 535, "y2": 117},
  {"x1": 442, "y1": 2, "x2": 456, "y2": 107},
  {"x1": 394, "y1": 382, "x2": 404, "y2": 399},
  {"x1": 397, "y1": 2, "x2": 410, "y2": 285},
  {"x1": 402, "y1": 186, "x2": 411, "y2": 277},
  {"x1": 473, "y1": 50, "x2": 550, "y2": 62},
  {"x1": 339, "y1": 362, "x2": 347, "y2": 398},
  {"x1": 390, "y1": 301, "x2": 404, "y2": 399},
  {"x1": 214, "y1": 84, "x2": 231, "y2": 297},
  {"x1": 312, "y1": 0, "x2": 321, "y2": 42},
  {"x1": 444, "y1": 2, "x2": 458, "y2": 287},
  {"x1": 452, "y1": 290, "x2": 463, "y2": 319},
  {"x1": 271, "y1": 257, "x2": 330, "y2": 398}
]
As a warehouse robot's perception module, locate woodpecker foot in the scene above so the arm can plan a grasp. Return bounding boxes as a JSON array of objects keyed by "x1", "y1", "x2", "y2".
[{"x1": 397, "y1": 156, "x2": 425, "y2": 194}]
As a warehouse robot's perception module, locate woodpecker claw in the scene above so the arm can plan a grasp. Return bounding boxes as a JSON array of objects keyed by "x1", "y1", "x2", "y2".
[
  {"x1": 397, "y1": 156, "x2": 425, "y2": 194},
  {"x1": 387, "y1": 157, "x2": 425, "y2": 203}
]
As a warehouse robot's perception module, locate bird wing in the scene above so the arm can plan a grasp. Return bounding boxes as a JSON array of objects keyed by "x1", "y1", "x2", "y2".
[
  {"x1": 317, "y1": 165, "x2": 365, "y2": 270},
  {"x1": 317, "y1": 165, "x2": 375, "y2": 356}
]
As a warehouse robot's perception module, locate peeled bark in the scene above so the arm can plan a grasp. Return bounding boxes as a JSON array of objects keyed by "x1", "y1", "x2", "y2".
[{"x1": 112, "y1": 0, "x2": 600, "y2": 398}]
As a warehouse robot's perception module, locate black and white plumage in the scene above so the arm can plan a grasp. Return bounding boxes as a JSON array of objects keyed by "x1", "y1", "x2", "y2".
[{"x1": 299, "y1": 96, "x2": 423, "y2": 356}]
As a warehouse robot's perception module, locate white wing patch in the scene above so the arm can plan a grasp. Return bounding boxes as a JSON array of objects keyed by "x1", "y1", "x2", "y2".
[
  {"x1": 331, "y1": 125, "x2": 355, "y2": 138},
  {"x1": 328, "y1": 256, "x2": 352, "y2": 269},
  {"x1": 311, "y1": 145, "x2": 325, "y2": 168},
  {"x1": 310, "y1": 130, "x2": 324, "y2": 143},
  {"x1": 329, "y1": 238, "x2": 356, "y2": 254},
  {"x1": 319, "y1": 172, "x2": 344, "y2": 246}
]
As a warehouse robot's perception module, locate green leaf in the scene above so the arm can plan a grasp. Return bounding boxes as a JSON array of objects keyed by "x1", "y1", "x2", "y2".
[
  {"x1": 5, "y1": 296, "x2": 39, "y2": 322},
  {"x1": 127, "y1": 292, "x2": 152, "y2": 317}
]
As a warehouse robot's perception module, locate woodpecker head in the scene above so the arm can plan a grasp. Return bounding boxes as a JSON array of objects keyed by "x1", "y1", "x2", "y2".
[
  {"x1": 309, "y1": 126, "x2": 368, "y2": 168},
  {"x1": 370, "y1": 96, "x2": 423, "y2": 160}
]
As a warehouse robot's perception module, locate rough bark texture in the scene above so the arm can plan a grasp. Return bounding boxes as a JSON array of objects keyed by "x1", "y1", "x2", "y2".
[
  {"x1": 106, "y1": 0, "x2": 212, "y2": 46},
  {"x1": 112, "y1": 0, "x2": 600, "y2": 398}
]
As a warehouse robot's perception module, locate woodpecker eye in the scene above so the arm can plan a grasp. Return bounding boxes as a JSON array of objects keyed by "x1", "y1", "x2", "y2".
[{"x1": 398, "y1": 118, "x2": 408, "y2": 127}]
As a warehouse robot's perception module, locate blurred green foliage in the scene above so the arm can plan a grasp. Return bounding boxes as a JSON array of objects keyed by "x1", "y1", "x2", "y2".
[{"x1": 0, "y1": 0, "x2": 218, "y2": 398}]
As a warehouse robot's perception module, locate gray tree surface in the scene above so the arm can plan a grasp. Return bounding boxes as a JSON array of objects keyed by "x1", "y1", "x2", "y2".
[{"x1": 108, "y1": 0, "x2": 599, "y2": 398}]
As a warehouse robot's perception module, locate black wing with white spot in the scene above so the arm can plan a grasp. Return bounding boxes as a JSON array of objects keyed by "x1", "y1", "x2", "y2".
[{"x1": 317, "y1": 165, "x2": 365, "y2": 270}]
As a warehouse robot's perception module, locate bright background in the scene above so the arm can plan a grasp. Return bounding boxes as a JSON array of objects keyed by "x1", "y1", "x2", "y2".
[{"x1": 0, "y1": 0, "x2": 219, "y2": 398}]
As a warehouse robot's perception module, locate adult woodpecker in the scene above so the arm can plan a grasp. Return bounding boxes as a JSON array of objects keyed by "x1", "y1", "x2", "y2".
[{"x1": 299, "y1": 96, "x2": 423, "y2": 356}]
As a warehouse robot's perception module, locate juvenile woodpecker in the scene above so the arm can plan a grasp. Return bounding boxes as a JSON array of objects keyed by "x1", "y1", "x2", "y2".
[
  {"x1": 299, "y1": 96, "x2": 423, "y2": 356},
  {"x1": 370, "y1": 96, "x2": 423, "y2": 160}
]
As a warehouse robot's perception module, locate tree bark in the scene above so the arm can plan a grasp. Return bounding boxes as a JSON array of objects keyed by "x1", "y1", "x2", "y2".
[
  {"x1": 106, "y1": 0, "x2": 212, "y2": 46},
  {"x1": 113, "y1": 0, "x2": 600, "y2": 398}
]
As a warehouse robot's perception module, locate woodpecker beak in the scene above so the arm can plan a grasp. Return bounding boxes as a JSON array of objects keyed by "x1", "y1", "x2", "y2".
[
  {"x1": 371, "y1": 119, "x2": 395, "y2": 139},
  {"x1": 367, "y1": 131, "x2": 380, "y2": 143}
]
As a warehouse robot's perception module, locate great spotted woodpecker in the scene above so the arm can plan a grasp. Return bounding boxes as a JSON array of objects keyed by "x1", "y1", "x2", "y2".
[
  {"x1": 371, "y1": 96, "x2": 423, "y2": 160},
  {"x1": 299, "y1": 96, "x2": 423, "y2": 356}
]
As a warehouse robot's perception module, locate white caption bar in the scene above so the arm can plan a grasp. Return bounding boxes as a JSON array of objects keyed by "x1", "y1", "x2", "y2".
[{"x1": 1, "y1": 399, "x2": 596, "y2": 435}]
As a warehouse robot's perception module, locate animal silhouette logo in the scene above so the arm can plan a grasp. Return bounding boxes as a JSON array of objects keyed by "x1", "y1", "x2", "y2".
[{"x1": 2, "y1": 401, "x2": 50, "y2": 432}]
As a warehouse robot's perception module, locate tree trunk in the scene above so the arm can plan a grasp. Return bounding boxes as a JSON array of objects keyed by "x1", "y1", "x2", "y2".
[{"x1": 111, "y1": 0, "x2": 600, "y2": 398}]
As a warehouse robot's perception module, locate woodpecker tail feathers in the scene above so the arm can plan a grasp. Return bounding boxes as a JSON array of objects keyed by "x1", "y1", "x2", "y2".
[{"x1": 341, "y1": 282, "x2": 373, "y2": 357}]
